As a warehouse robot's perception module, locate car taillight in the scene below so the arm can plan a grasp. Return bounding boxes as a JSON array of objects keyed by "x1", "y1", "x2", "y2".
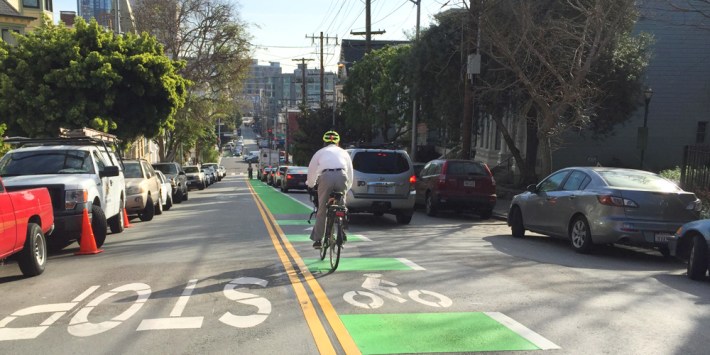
[
  {"x1": 597, "y1": 195, "x2": 638, "y2": 208},
  {"x1": 287, "y1": 174, "x2": 293, "y2": 179},
  {"x1": 335, "y1": 211, "x2": 346, "y2": 217}
]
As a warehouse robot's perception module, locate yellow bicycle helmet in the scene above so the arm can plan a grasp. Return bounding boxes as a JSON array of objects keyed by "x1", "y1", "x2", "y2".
[{"x1": 322, "y1": 130, "x2": 340, "y2": 144}]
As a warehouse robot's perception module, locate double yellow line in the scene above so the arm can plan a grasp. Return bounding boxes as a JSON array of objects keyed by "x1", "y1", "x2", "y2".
[{"x1": 248, "y1": 183, "x2": 360, "y2": 355}]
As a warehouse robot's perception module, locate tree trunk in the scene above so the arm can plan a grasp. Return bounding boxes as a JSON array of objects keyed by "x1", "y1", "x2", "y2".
[{"x1": 522, "y1": 117, "x2": 539, "y2": 185}]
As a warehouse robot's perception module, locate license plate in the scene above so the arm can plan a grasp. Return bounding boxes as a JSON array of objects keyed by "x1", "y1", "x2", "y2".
[
  {"x1": 655, "y1": 232, "x2": 673, "y2": 243},
  {"x1": 464, "y1": 181, "x2": 475, "y2": 187},
  {"x1": 298, "y1": 182, "x2": 305, "y2": 186},
  {"x1": 374, "y1": 186, "x2": 389, "y2": 194}
]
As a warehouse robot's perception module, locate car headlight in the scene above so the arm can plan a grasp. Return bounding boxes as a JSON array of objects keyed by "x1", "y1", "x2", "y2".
[
  {"x1": 127, "y1": 186, "x2": 145, "y2": 195},
  {"x1": 65, "y1": 189, "x2": 88, "y2": 210},
  {"x1": 686, "y1": 198, "x2": 702, "y2": 212}
]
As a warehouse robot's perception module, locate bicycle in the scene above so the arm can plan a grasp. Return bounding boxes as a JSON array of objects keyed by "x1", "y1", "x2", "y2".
[{"x1": 309, "y1": 188, "x2": 348, "y2": 271}]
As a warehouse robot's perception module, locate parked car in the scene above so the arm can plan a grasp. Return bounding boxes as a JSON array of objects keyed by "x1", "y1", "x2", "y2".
[
  {"x1": 184, "y1": 165, "x2": 206, "y2": 190},
  {"x1": 0, "y1": 137, "x2": 125, "y2": 249},
  {"x1": 280, "y1": 166, "x2": 308, "y2": 192},
  {"x1": 152, "y1": 162, "x2": 188, "y2": 203},
  {"x1": 219, "y1": 165, "x2": 227, "y2": 179},
  {"x1": 274, "y1": 165, "x2": 290, "y2": 187},
  {"x1": 267, "y1": 167, "x2": 277, "y2": 186},
  {"x1": 155, "y1": 171, "x2": 173, "y2": 211},
  {"x1": 124, "y1": 159, "x2": 163, "y2": 221},
  {"x1": 0, "y1": 176, "x2": 54, "y2": 277},
  {"x1": 415, "y1": 159, "x2": 497, "y2": 219},
  {"x1": 507, "y1": 167, "x2": 701, "y2": 254},
  {"x1": 345, "y1": 147, "x2": 416, "y2": 224},
  {"x1": 202, "y1": 168, "x2": 214, "y2": 186},
  {"x1": 260, "y1": 166, "x2": 273, "y2": 182},
  {"x1": 668, "y1": 219, "x2": 710, "y2": 280},
  {"x1": 202, "y1": 163, "x2": 222, "y2": 181}
]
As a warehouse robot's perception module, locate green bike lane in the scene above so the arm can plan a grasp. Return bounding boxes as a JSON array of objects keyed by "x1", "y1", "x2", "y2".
[{"x1": 250, "y1": 180, "x2": 559, "y2": 354}]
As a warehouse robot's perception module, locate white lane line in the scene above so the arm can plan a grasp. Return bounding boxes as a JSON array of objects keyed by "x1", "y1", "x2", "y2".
[
  {"x1": 484, "y1": 312, "x2": 560, "y2": 350},
  {"x1": 396, "y1": 258, "x2": 425, "y2": 271}
]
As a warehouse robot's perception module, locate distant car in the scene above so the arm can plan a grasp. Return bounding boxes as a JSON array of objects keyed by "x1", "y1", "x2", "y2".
[
  {"x1": 274, "y1": 165, "x2": 289, "y2": 187},
  {"x1": 124, "y1": 159, "x2": 163, "y2": 221},
  {"x1": 202, "y1": 163, "x2": 222, "y2": 181},
  {"x1": 155, "y1": 171, "x2": 173, "y2": 211},
  {"x1": 152, "y1": 162, "x2": 188, "y2": 203},
  {"x1": 280, "y1": 166, "x2": 308, "y2": 192},
  {"x1": 201, "y1": 168, "x2": 214, "y2": 186},
  {"x1": 508, "y1": 167, "x2": 701, "y2": 254},
  {"x1": 669, "y1": 219, "x2": 710, "y2": 280},
  {"x1": 345, "y1": 147, "x2": 416, "y2": 224},
  {"x1": 218, "y1": 166, "x2": 227, "y2": 179},
  {"x1": 260, "y1": 166, "x2": 273, "y2": 182},
  {"x1": 184, "y1": 165, "x2": 206, "y2": 190},
  {"x1": 415, "y1": 159, "x2": 497, "y2": 219},
  {"x1": 267, "y1": 167, "x2": 277, "y2": 186}
]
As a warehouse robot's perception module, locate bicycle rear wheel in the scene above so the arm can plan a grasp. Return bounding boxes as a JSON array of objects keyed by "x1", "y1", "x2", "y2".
[
  {"x1": 320, "y1": 215, "x2": 332, "y2": 260},
  {"x1": 328, "y1": 218, "x2": 343, "y2": 270}
]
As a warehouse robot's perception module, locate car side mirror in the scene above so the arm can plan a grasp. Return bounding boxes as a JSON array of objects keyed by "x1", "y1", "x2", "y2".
[
  {"x1": 101, "y1": 165, "x2": 120, "y2": 178},
  {"x1": 526, "y1": 184, "x2": 538, "y2": 193}
]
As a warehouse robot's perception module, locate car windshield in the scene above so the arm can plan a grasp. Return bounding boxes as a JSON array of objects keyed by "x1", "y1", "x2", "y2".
[
  {"x1": 153, "y1": 164, "x2": 178, "y2": 174},
  {"x1": 446, "y1": 161, "x2": 487, "y2": 176},
  {"x1": 352, "y1": 151, "x2": 409, "y2": 174},
  {"x1": 123, "y1": 162, "x2": 143, "y2": 178},
  {"x1": 184, "y1": 166, "x2": 199, "y2": 173},
  {"x1": 289, "y1": 167, "x2": 308, "y2": 174},
  {"x1": 0, "y1": 150, "x2": 95, "y2": 176},
  {"x1": 599, "y1": 170, "x2": 681, "y2": 192}
]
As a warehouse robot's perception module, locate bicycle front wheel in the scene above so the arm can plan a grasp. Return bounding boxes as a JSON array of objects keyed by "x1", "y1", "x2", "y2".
[
  {"x1": 320, "y1": 216, "x2": 332, "y2": 260},
  {"x1": 328, "y1": 218, "x2": 343, "y2": 271}
]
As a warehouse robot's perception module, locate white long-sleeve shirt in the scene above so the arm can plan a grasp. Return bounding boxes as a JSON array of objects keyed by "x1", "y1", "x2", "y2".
[{"x1": 306, "y1": 144, "x2": 354, "y2": 189}]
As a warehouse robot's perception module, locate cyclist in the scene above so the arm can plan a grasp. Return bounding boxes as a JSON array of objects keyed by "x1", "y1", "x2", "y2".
[{"x1": 306, "y1": 130, "x2": 353, "y2": 249}]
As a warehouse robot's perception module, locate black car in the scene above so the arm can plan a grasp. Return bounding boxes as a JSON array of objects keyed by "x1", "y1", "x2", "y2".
[
  {"x1": 280, "y1": 166, "x2": 308, "y2": 192},
  {"x1": 152, "y1": 162, "x2": 189, "y2": 203}
]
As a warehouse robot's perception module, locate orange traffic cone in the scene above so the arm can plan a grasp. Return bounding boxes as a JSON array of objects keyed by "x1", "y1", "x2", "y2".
[
  {"x1": 75, "y1": 208, "x2": 104, "y2": 255},
  {"x1": 122, "y1": 208, "x2": 132, "y2": 228}
]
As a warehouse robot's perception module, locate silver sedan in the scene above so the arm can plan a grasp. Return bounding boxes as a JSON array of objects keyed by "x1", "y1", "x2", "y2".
[{"x1": 507, "y1": 167, "x2": 701, "y2": 255}]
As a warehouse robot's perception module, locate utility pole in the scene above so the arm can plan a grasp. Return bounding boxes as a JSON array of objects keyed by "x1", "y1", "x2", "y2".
[
  {"x1": 350, "y1": 0, "x2": 385, "y2": 142},
  {"x1": 306, "y1": 32, "x2": 338, "y2": 108},
  {"x1": 462, "y1": 0, "x2": 482, "y2": 160},
  {"x1": 350, "y1": 0, "x2": 385, "y2": 53},
  {"x1": 292, "y1": 58, "x2": 314, "y2": 109},
  {"x1": 409, "y1": 0, "x2": 420, "y2": 162}
]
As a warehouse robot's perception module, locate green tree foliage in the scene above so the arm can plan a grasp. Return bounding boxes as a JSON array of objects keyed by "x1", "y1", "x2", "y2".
[
  {"x1": 0, "y1": 123, "x2": 8, "y2": 155},
  {"x1": 133, "y1": 0, "x2": 252, "y2": 162},
  {"x1": 291, "y1": 108, "x2": 345, "y2": 165},
  {"x1": 0, "y1": 17, "x2": 188, "y2": 140},
  {"x1": 342, "y1": 44, "x2": 414, "y2": 143},
  {"x1": 411, "y1": 9, "x2": 470, "y2": 149}
]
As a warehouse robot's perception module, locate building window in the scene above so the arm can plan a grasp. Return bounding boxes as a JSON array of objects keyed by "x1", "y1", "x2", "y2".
[
  {"x1": 697, "y1": 121, "x2": 708, "y2": 144},
  {"x1": 23, "y1": 0, "x2": 39, "y2": 8},
  {"x1": 45, "y1": 0, "x2": 53, "y2": 11}
]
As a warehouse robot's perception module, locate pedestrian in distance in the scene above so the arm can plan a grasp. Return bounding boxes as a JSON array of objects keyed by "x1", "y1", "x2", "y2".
[
  {"x1": 306, "y1": 131, "x2": 353, "y2": 249},
  {"x1": 247, "y1": 163, "x2": 253, "y2": 179}
]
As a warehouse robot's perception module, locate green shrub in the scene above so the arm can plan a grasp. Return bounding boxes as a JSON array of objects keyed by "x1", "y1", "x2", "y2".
[{"x1": 659, "y1": 166, "x2": 681, "y2": 184}]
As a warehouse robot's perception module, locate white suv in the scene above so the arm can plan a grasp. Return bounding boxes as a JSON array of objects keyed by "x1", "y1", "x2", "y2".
[
  {"x1": 0, "y1": 138, "x2": 126, "y2": 249},
  {"x1": 346, "y1": 147, "x2": 416, "y2": 224}
]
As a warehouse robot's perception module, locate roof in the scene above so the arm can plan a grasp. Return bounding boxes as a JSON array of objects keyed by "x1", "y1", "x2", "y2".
[
  {"x1": 339, "y1": 39, "x2": 410, "y2": 70},
  {"x1": 0, "y1": 0, "x2": 35, "y2": 20}
]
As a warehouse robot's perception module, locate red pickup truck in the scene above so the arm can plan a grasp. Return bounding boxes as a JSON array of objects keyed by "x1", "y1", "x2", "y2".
[{"x1": 0, "y1": 176, "x2": 54, "y2": 277}]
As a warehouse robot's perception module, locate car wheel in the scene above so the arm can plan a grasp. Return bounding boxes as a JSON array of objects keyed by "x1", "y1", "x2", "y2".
[
  {"x1": 108, "y1": 200, "x2": 125, "y2": 234},
  {"x1": 91, "y1": 205, "x2": 108, "y2": 248},
  {"x1": 510, "y1": 206, "x2": 525, "y2": 238},
  {"x1": 396, "y1": 210, "x2": 413, "y2": 224},
  {"x1": 199, "y1": 182, "x2": 205, "y2": 190},
  {"x1": 139, "y1": 196, "x2": 155, "y2": 221},
  {"x1": 164, "y1": 194, "x2": 172, "y2": 211},
  {"x1": 688, "y1": 234, "x2": 708, "y2": 280},
  {"x1": 282, "y1": 185, "x2": 288, "y2": 193},
  {"x1": 569, "y1": 216, "x2": 593, "y2": 254},
  {"x1": 155, "y1": 193, "x2": 164, "y2": 215},
  {"x1": 425, "y1": 193, "x2": 437, "y2": 217},
  {"x1": 17, "y1": 223, "x2": 46, "y2": 277},
  {"x1": 479, "y1": 209, "x2": 493, "y2": 220}
]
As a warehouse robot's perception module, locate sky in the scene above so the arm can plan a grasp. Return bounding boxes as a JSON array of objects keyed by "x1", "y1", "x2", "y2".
[{"x1": 53, "y1": 0, "x2": 460, "y2": 72}]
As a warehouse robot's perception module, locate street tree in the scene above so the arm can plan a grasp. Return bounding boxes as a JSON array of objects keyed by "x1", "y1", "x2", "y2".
[
  {"x1": 342, "y1": 45, "x2": 414, "y2": 143},
  {"x1": 0, "y1": 17, "x2": 188, "y2": 140},
  {"x1": 291, "y1": 108, "x2": 344, "y2": 165},
  {"x1": 475, "y1": 0, "x2": 651, "y2": 180},
  {"x1": 133, "y1": 0, "x2": 252, "y2": 162}
]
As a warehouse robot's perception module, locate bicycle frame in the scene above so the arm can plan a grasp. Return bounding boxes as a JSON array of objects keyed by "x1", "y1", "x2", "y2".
[{"x1": 320, "y1": 191, "x2": 347, "y2": 271}]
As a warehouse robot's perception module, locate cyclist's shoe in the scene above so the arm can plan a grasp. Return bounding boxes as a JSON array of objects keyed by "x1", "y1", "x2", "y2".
[
  {"x1": 312, "y1": 240, "x2": 322, "y2": 249},
  {"x1": 343, "y1": 233, "x2": 347, "y2": 242}
]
